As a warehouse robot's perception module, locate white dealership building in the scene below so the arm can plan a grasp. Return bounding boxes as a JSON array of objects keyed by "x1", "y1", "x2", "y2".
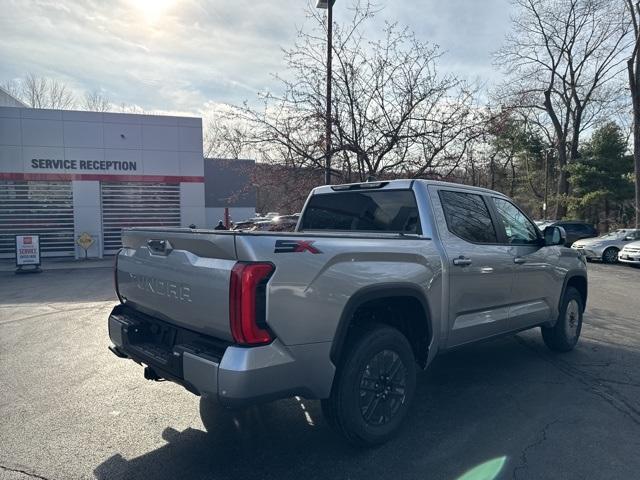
[{"x1": 0, "y1": 105, "x2": 206, "y2": 259}]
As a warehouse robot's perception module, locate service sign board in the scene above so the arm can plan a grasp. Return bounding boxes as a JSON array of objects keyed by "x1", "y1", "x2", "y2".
[{"x1": 15, "y1": 235, "x2": 41, "y2": 266}]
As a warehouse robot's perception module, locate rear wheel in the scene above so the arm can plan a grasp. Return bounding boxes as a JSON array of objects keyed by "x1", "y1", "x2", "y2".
[
  {"x1": 602, "y1": 247, "x2": 619, "y2": 264},
  {"x1": 322, "y1": 325, "x2": 416, "y2": 447},
  {"x1": 541, "y1": 287, "x2": 583, "y2": 352}
]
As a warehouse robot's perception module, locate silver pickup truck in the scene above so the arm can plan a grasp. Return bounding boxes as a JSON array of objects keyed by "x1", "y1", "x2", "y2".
[{"x1": 108, "y1": 179, "x2": 587, "y2": 446}]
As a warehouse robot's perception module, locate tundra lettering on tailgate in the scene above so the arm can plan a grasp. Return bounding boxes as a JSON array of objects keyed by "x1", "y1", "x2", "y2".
[
  {"x1": 129, "y1": 273, "x2": 192, "y2": 302},
  {"x1": 274, "y1": 239, "x2": 322, "y2": 254}
]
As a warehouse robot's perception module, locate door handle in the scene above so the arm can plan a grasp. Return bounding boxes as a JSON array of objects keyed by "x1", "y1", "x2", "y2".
[
  {"x1": 453, "y1": 256, "x2": 472, "y2": 266},
  {"x1": 147, "y1": 239, "x2": 172, "y2": 255},
  {"x1": 514, "y1": 257, "x2": 527, "y2": 264}
]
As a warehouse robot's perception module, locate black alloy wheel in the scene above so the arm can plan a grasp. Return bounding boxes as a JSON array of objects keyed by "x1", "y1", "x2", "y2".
[{"x1": 358, "y1": 349, "x2": 408, "y2": 426}]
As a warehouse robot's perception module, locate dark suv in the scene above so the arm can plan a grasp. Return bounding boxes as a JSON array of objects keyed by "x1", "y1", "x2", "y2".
[{"x1": 548, "y1": 221, "x2": 598, "y2": 246}]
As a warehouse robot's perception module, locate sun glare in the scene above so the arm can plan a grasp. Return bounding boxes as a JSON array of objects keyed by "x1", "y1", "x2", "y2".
[{"x1": 130, "y1": 0, "x2": 174, "y2": 24}]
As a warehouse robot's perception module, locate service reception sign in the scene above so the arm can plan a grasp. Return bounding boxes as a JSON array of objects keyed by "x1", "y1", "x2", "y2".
[{"x1": 16, "y1": 235, "x2": 41, "y2": 266}]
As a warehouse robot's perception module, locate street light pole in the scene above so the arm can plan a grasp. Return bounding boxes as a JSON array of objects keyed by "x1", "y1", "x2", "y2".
[
  {"x1": 317, "y1": 0, "x2": 335, "y2": 185},
  {"x1": 543, "y1": 149, "x2": 549, "y2": 219}
]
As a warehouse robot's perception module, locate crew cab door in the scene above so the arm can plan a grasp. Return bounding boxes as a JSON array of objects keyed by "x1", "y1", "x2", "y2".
[
  {"x1": 488, "y1": 196, "x2": 556, "y2": 329},
  {"x1": 429, "y1": 187, "x2": 515, "y2": 347}
]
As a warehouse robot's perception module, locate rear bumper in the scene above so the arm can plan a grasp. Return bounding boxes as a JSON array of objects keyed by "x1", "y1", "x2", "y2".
[{"x1": 108, "y1": 305, "x2": 334, "y2": 407}]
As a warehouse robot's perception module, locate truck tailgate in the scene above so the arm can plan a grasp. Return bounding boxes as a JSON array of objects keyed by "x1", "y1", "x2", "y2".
[{"x1": 116, "y1": 229, "x2": 237, "y2": 341}]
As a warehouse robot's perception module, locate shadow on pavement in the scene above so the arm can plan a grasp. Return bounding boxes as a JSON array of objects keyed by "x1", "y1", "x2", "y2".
[{"x1": 92, "y1": 330, "x2": 640, "y2": 480}]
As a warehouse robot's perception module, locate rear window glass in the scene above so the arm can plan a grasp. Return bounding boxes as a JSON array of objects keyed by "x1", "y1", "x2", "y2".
[
  {"x1": 561, "y1": 223, "x2": 590, "y2": 233},
  {"x1": 439, "y1": 190, "x2": 498, "y2": 243},
  {"x1": 299, "y1": 190, "x2": 422, "y2": 234}
]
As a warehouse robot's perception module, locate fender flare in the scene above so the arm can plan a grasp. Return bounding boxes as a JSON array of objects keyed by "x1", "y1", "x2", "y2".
[
  {"x1": 560, "y1": 270, "x2": 588, "y2": 313},
  {"x1": 330, "y1": 283, "x2": 433, "y2": 366}
]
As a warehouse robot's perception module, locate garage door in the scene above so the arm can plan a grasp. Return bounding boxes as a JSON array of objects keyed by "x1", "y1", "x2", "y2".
[
  {"x1": 0, "y1": 181, "x2": 75, "y2": 258},
  {"x1": 101, "y1": 182, "x2": 181, "y2": 254}
]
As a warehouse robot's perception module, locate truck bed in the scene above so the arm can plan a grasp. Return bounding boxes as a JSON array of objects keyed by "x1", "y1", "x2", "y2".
[{"x1": 116, "y1": 227, "x2": 434, "y2": 345}]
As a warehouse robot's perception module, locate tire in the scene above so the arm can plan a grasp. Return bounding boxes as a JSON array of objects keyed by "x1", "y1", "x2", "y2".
[
  {"x1": 602, "y1": 247, "x2": 619, "y2": 264},
  {"x1": 541, "y1": 287, "x2": 583, "y2": 352},
  {"x1": 322, "y1": 325, "x2": 416, "y2": 447}
]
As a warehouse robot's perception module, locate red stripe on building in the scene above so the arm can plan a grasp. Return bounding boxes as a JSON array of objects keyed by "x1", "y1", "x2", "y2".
[{"x1": 0, "y1": 173, "x2": 205, "y2": 183}]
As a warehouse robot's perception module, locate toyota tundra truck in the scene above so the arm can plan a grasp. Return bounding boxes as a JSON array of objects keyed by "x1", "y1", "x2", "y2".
[{"x1": 108, "y1": 179, "x2": 587, "y2": 446}]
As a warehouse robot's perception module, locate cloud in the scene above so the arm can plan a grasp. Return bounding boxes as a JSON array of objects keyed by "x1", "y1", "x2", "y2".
[{"x1": 0, "y1": 0, "x2": 513, "y2": 115}]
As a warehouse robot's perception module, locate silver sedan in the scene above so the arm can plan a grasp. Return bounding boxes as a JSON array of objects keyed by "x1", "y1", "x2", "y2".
[{"x1": 571, "y1": 229, "x2": 640, "y2": 263}]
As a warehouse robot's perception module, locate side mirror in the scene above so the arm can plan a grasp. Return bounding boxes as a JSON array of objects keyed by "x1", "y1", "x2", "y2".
[
  {"x1": 544, "y1": 226, "x2": 566, "y2": 246},
  {"x1": 624, "y1": 236, "x2": 634, "y2": 241}
]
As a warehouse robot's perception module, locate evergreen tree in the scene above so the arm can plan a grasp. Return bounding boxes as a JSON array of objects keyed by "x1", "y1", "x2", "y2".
[{"x1": 568, "y1": 123, "x2": 634, "y2": 228}]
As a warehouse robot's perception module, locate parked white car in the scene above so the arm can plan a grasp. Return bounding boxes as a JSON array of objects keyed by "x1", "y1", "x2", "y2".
[
  {"x1": 571, "y1": 229, "x2": 640, "y2": 263},
  {"x1": 618, "y1": 240, "x2": 640, "y2": 266}
]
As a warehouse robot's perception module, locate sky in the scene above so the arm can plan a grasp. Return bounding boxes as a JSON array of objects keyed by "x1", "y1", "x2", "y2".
[{"x1": 0, "y1": 0, "x2": 513, "y2": 117}]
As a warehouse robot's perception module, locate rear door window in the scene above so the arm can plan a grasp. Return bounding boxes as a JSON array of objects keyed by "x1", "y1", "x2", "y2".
[
  {"x1": 299, "y1": 190, "x2": 422, "y2": 233},
  {"x1": 566, "y1": 223, "x2": 592, "y2": 234},
  {"x1": 582, "y1": 224, "x2": 597, "y2": 235},
  {"x1": 438, "y1": 190, "x2": 498, "y2": 243},
  {"x1": 560, "y1": 223, "x2": 579, "y2": 234}
]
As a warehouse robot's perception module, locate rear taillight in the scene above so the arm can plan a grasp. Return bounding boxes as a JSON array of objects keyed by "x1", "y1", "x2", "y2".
[{"x1": 229, "y1": 262, "x2": 275, "y2": 345}]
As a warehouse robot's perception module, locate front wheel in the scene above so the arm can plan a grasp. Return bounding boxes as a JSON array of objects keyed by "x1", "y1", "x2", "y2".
[
  {"x1": 322, "y1": 325, "x2": 416, "y2": 447},
  {"x1": 602, "y1": 247, "x2": 619, "y2": 264},
  {"x1": 541, "y1": 287, "x2": 583, "y2": 352}
]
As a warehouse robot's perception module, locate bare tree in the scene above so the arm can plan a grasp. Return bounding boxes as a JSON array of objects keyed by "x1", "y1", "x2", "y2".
[
  {"x1": 83, "y1": 90, "x2": 111, "y2": 112},
  {"x1": 46, "y1": 77, "x2": 75, "y2": 109},
  {"x1": 496, "y1": 0, "x2": 632, "y2": 218},
  {"x1": 627, "y1": 0, "x2": 640, "y2": 228},
  {"x1": 22, "y1": 73, "x2": 48, "y2": 108},
  {"x1": 10, "y1": 73, "x2": 76, "y2": 109},
  {"x1": 403, "y1": 87, "x2": 482, "y2": 180},
  {"x1": 118, "y1": 103, "x2": 144, "y2": 114},
  {"x1": 204, "y1": 113, "x2": 251, "y2": 159},
  {"x1": 1, "y1": 79, "x2": 22, "y2": 99},
  {"x1": 233, "y1": 1, "x2": 478, "y2": 184}
]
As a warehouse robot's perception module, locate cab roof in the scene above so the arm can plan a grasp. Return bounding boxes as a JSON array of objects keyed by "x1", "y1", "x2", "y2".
[{"x1": 311, "y1": 178, "x2": 508, "y2": 198}]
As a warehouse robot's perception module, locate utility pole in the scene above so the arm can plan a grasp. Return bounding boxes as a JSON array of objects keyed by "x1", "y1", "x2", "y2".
[
  {"x1": 543, "y1": 149, "x2": 550, "y2": 219},
  {"x1": 317, "y1": 0, "x2": 335, "y2": 185},
  {"x1": 626, "y1": 0, "x2": 640, "y2": 228}
]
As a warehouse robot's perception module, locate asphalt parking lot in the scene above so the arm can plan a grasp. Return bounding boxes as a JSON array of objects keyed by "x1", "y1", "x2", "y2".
[{"x1": 1, "y1": 262, "x2": 639, "y2": 480}]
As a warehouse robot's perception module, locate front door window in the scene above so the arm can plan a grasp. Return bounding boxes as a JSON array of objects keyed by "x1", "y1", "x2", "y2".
[{"x1": 493, "y1": 198, "x2": 539, "y2": 245}]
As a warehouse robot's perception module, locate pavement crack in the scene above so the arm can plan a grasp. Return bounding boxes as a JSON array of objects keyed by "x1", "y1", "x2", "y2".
[
  {"x1": 594, "y1": 378, "x2": 640, "y2": 388},
  {"x1": 0, "y1": 463, "x2": 54, "y2": 480},
  {"x1": 512, "y1": 419, "x2": 560, "y2": 479},
  {"x1": 515, "y1": 336, "x2": 640, "y2": 427}
]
